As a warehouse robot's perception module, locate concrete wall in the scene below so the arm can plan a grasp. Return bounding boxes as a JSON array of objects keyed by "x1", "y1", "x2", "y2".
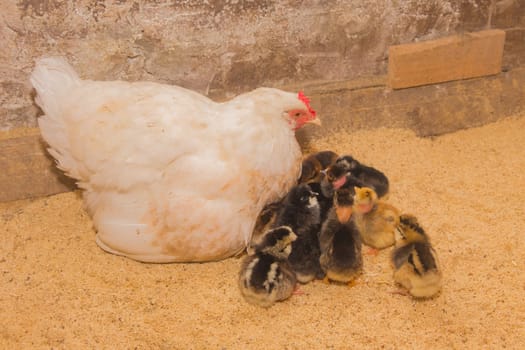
[{"x1": 1, "y1": 0, "x2": 524, "y2": 130}]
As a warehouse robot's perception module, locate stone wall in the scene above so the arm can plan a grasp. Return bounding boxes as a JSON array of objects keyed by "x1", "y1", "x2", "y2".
[{"x1": 1, "y1": 0, "x2": 524, "y2": 130}]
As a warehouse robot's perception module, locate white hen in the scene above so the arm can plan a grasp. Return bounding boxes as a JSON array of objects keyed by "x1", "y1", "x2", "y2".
[{"x1": 30, "y1": 57, "x2": 319, "y2": 262}]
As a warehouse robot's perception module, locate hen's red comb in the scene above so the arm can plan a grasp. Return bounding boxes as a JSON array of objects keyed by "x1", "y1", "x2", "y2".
[{"x1": 298, "y1": 91, "x2": 316, "y2": 117}]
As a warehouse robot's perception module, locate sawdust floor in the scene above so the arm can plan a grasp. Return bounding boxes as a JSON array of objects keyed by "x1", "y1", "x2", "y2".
[{"x1": 2, "y1": 115, "x2": 525, "y2": 349}]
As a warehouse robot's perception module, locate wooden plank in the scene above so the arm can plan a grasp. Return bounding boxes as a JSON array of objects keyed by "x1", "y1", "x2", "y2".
[
  {"x1": 0, "y1": 135, "x2": 76, "y2": 202},
  {"x1": 297, "y1": 67, "x2": 525, "y2": 145},
  {"x1": 388, "y1": 29, "x2": 506, "y2": 89}
]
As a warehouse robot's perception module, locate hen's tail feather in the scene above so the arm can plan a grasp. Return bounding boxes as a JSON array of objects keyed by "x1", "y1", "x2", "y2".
[
  {"x1": 30, "y1": 56, "x2": 83, "y2": 182},
  {"x1": 30, "y1": 56, "x2": 81, "y2": 116}
]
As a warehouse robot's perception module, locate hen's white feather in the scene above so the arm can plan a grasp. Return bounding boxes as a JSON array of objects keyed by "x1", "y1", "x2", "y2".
[{"x1": 31, "y1": 57, "x2": 304, "y2": 262}]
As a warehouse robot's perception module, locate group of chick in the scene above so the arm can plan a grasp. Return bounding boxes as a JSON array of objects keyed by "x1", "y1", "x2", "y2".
[{"x1": 239, "y1": 151, "x2": 442, "y2": 308}]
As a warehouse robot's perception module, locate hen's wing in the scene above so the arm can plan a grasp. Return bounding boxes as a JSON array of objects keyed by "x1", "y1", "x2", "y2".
[{"x1": 41, "y1": 80, "x2": 218, "y2": 190}]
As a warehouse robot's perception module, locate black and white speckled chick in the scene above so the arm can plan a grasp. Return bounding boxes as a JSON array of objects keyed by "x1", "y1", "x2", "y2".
[
  {"x1": 250, "y1": 156, "x2": 335, "y2": 252},
  {"x1": 298, "y1": 151, "x2": 339, "y2": 223},
  {"x1": 319, "y1": 188, "x2": 363, "y2": 285},
  {"x1": 273, "y1": 183, "x2": 323, "y2": 283},
  {"x1": 239, "y1": 226, "x2": 298, "y2": 307},
  {"x1": 392, "y1": 214, "x2": 442, "y2": 298}
]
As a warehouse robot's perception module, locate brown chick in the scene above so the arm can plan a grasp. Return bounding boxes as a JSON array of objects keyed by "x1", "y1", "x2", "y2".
[
  {"x1": 298, "y1": 150, "x2": 339, "y2": 184},
  {"x1": 319, "y1": 188, "x2": 363, "y2": 286},
  {"x1": 249, "y1": 199, "x2": 283, "y2": 252},
  {"x1": 392, "y1": 214, "x2": 442, "y2": 298},
  {"x1": 239, "y1": 226, "x2": 298, "y2": 307},
  {"x1": 352, "y1": 186, "x2": 400, "y2": 251}
]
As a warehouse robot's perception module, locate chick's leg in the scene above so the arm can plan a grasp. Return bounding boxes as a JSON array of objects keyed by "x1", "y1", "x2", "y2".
[
  {"x1": 293, "y1": 285, "x2": 305, "y2": 295},
  {"x1": 347, "y1": 279, "x2": 359, "y2": 288},
  {"x1": 366, "y1": 247, "x2": 380, "y2": 256}
]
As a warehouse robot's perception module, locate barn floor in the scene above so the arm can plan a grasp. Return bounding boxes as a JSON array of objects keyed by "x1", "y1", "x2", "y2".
[{"x1": 1, "y1": 115, "x2": 524, "y2": 349}]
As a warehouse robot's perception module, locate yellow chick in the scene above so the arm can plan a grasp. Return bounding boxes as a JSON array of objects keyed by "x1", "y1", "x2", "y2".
[
  {"x1": 392, "y1": 214, "x2": 442, "y2": 298},
  {"x1": 352, "y1": 186, "x2": 400, "y2": 251},
  {"x1": 239, "y1": 226, "x2": 298, "y2": 307},
  {"x1": 319, "y1": 188, "x2": 363, "y2": 286}
]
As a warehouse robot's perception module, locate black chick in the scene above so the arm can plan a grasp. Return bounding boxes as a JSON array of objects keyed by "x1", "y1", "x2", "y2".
[
  {"x1": 252, "y1": 150, "x2": 338, "y2": 249},
  {"x1": 324, "y1": 155, "x2": 389, "y2": 199},
  {"x1": 319, "y1": 188, "x2": 363, "y2": 285},
  {"x1": 298, "y1": 150, "x2": 339, "y2": 184},
  {"x1": 307, "y1": 181, "x2": 333, "y2": 224},
  {"x1": 239, "y1": 226, "x2": 298, "y2": 307},
  {"x1": 273, "y1": 183, "x2": 323, "y2": 283}
]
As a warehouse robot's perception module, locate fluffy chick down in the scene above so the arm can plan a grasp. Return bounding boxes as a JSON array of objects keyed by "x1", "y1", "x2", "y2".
[
  {"x1": 239, "y1": 226, "x2": 298, "y2": 307},
  {"x1": 319, "y1": 188, "x2": 363, "y2": 285},
  {"x1": 392, "y1": 214, "x2": 442, "y2": 298}
]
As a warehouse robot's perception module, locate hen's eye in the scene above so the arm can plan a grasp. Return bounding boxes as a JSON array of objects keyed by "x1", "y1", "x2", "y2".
[{"x1": 294, "y1": 112, "x2": 302, "y2": 118}]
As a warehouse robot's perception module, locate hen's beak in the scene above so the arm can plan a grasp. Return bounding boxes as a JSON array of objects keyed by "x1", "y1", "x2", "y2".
[{"x1": 306, "y1": 116, "x2": 322, "y2": 126}]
